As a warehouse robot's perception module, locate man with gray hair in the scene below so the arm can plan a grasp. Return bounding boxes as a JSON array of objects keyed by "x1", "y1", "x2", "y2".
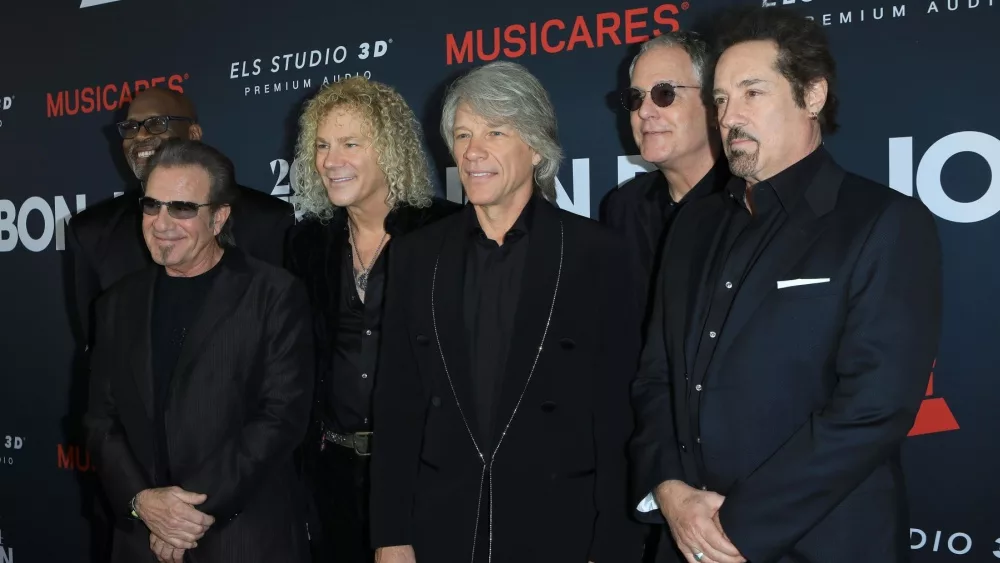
[
  {"x1": 370, "y1": 61, "x2": 644, "y2": 562},
  {"x1": 602, "y1": 31, "x2": 730, "y2": 308}
]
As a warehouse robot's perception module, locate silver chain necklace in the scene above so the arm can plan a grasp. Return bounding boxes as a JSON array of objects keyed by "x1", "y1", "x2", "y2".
[
  {"x1": 348, "y1": 219, "x2": 388, "y2": 295},
  {"x1": 431, "y1": 220, "x2": 564, "y2": 563}
]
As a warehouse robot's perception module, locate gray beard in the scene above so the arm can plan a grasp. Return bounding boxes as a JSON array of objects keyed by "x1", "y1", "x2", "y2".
[{"x1": 728, "y1": 148, "x2": 759, "y2": 179}]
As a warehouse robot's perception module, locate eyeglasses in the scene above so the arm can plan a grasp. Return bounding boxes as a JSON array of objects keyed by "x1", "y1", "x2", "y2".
[
  {"x1": 139, "y1": 196, "x2": 212, "y2": 219},
  {"x1": 621, "y1": 83, "x2": 700, "y2": 111},
  {"x1": 117, "y1": 116, "x2": 194, "y2": 139}
]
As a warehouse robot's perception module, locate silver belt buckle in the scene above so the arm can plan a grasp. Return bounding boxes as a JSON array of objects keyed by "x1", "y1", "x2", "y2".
[{"x1": 352, "y1": 432, "x2": 372, "y2": 456}]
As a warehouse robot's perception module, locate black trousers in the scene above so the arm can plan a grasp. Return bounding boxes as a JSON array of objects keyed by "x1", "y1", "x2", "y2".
[{"x1": 311, "y1": 444, "x2": 374, "y2": 563}]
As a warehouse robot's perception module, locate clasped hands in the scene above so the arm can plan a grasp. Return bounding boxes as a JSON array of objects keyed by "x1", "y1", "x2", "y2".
[
  {"x1": 656, "y1": 480, "x2": 746, "y2": 563},
  {"x1": 134, "y1": 486, "x2": 216, "y2": 563}
]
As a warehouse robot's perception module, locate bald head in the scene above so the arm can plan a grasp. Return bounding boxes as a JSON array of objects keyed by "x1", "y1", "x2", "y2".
[{"x1": 121, "y1": 87, "x2": 203, "y2": 181}]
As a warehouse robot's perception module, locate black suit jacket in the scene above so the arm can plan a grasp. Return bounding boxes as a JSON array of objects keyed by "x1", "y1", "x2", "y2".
[
  {"x1": 370, "y1": 199, "x2": 645, "y2": 562},
  {"x1": 83, "y1": 249, "x2": 314, "y2": 563},
  {"x1": 67, "y1": 185, "x2": 294, "y2": 346},
  {"x1": 631, "y1": 152, "x2": 943, "y2": 563}
]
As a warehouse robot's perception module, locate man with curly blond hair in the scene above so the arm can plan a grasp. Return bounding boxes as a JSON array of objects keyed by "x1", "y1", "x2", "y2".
[{"x1": 285, "y1": 76, "x2": 461, "y2": 563}]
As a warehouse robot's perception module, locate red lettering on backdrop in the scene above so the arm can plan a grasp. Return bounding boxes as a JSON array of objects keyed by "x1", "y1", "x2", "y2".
[
  {"x1": 477, "y1": 28, "x2": 501, "y2": 61},
  {"x1": 504, "y1": 25, "x2": 528, "y2": 58},
  {"x1": 530, "y1": 22, "x2": 538, "y2": 55},
  {"x1": 908, "y1": 359, "x2": 960, "y2": 437},
  {"x1": 119, "y1": 82, "x2": 134, "y2": 106},
  {"x1": 567, "y1": 16, "x2": 595, "y2": 51},
  {"x1": 595, "y1": 12, "x2": 622, "y2": 47},
  {"x1": 653, "y1": 4, "x2": 681, "y2": 35},
  {"x1": 447, "y1": 31, "x2": 474, "y2": 65},
  {"x1": 625, "y1": 8, "x2": 650, "y2": 43},
  {"x1": 541, "y1": 19, "x2": 566, "y2": 54},
  {"x1": 150, "y1": 76, "x2": 165, "y2": 89},
  {"x1": 103, "y1": 83, "x2": 118, "y2": 111},
  {"x1": 167, "y1": 74, "x2": 185, "y2": 93},
  {"x1": 46, "y1": 92, "x2": 63, "y2": 117},
  {"x1": 134, "y1": 79, "x2": 150, "y2": 95},
  {"x1": 81, "y1": 86, "x2": 96, "y2": 113}
]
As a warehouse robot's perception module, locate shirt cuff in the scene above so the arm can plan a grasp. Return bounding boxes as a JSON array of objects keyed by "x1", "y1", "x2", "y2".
[{"x1": 637, "y1": 491, "x2": 659, "y2": 512}]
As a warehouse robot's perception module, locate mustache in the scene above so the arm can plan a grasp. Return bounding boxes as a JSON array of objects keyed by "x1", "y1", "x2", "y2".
[{"x1": 727, "y1": 127, "x2": 758, "y2": 145}]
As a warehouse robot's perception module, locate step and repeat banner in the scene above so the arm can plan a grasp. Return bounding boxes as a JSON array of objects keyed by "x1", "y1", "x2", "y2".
[{"x1": 1, "y1": 0, "x2": 998, "y2": 560}]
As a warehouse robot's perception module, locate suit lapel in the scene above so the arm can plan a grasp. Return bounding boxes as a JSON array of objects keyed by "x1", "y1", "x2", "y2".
[
  {"x1": 710, "y1": 161, "x2": 846, "y2": 367},
  {"x1": 431, "y1": 213, "x2": 480, "y2": 442},
  {"x1": 130, "y1": 266, "x2": 158, "y2": 418},
  {"x1": 491, "y1": 201, "x2": 562, "y2": 450},
  {"x1": 170, "y1": 252, "x2": 253, "y2": 388}
]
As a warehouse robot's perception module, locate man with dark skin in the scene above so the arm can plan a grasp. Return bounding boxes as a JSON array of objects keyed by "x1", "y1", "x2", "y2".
[
  {"x1": 66, "y1": 87, "x2": 293, "y2": 562},
  {"x1": 68, "y1": 86, "x2": 293, "y2": 344}
]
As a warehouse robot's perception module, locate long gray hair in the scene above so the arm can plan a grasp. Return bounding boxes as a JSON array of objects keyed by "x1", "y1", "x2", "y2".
[{"x1": 440, "y1": 61, "x2": 563, "y2": 202}]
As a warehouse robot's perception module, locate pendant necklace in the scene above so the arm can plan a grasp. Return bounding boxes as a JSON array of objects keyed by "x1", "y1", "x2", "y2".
[{"x1": 348, "y1": 220, "x2": 388, "y2": 298}]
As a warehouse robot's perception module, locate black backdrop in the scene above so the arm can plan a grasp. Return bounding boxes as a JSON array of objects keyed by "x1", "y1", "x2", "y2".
[{"x1": 2, "y1": 0, "x2": 999, "y2": 560}]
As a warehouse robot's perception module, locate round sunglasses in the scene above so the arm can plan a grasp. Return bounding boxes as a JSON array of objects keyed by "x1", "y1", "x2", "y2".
[{"x1": 621, "y1": 82, "x2": 700, "y2": 111}]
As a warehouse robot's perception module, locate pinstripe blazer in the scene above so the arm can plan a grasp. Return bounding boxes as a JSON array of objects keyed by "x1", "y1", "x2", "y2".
[{"x1": 84, "y1": 248, "x2": 314, "y2": 563}]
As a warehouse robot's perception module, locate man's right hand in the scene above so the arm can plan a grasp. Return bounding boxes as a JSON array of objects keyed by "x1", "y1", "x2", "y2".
[
  {"x1": 135, "y1": 486, "x2": 216, "y2": 549},
  {"x1": 375, "y1": 545, "x2": 417, "y2": 563},
  {"x1": 655, "y1": 480, "x2": 745, "y2": 563}
]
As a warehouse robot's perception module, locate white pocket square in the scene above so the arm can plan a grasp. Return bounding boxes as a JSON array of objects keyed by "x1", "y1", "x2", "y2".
[{"x1": 776, "y1": 278, "x2": 830, "y2": 289}]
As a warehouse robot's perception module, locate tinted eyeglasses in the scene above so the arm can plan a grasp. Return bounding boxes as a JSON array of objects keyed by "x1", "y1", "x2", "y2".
[
  {"x1": 139, "y1": 196, "x2": 212, "y2": 219},
  {"x1": 621, "y1": 82, "x2": 700, "y2": 111},
  {"x1": 117, "y1": 116, "x2": 194, "y2": 139}
]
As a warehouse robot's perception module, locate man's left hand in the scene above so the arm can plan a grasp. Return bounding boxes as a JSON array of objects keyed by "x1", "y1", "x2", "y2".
[
  {"x1": 150, "y1": 533, "x2": 186, "y2": 563},
  {"x1": 712, "y1": 514, "x2": 746, "y2": 563}
]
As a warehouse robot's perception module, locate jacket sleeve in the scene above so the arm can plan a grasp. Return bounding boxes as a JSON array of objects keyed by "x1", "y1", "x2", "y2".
[
  {"x1": 179, "y1": 279, "x2": 315, "y2": 520},
  {"x1": 67, "y1": 221, "x2": 102, "y2": 348},
  {"x1": 718, "y1": 197, "x2": 943, "y2": 563},
  {"x1": 84, "y1": 294, "x2": 152, "y2": 519},
  {"x1": 589, "y1": 232, "x2": 646, "y2": 562},
  {"x1": 369, "y1": 238, "x2": 426, "y2": 549},
  {"x1": 628, "y1": 219, "x2": 685, "y2": 524}
]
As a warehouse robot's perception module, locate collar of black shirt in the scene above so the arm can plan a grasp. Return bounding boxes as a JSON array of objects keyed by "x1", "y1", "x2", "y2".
[
  {"x1": 465, "y1": 192, "x2": 538, "y2": 244},
  {"x1": 724, "y1": 144, "x2": 830, "y2": 212}
]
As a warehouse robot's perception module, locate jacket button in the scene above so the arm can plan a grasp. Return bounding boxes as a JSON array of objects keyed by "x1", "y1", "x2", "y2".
[
  {"x1": 415, "y1": 335, "x2": 429, "y2": 346},
  {"x1": 541, "y1": 401, "x2": 556, "y2": 413},
  {"x1": 680, "y1": 443, "x2": 687, "y2": 452},
  {"x1": 559, "y1": 338, "x2": 576, "y2": 350},
  {"x1": 431, "y1": 396, "x2": 441, "y2": 407}
]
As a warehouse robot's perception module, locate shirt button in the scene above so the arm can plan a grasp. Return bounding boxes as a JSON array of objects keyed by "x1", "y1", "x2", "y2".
[
  {"x1": 725, "y1": 281, "x2": 733, "y2": 289},
  {"x1": 696, "y1": 437, "x2": 701, "y2": 443},
  {"x1": 695, "y1": 384, "x2": 702, "y2": 391},
  {"x1": 365, "y1": 329, "x2": 372, "y2": 336},
  {"x1": 709, "y1": 331, "x2": 717, "y2": 338},
  {"x1": 361, "y1": 373, "x2": 368, "y2": 379},
  {"x1": 680, "y1": 443, "x2": 687, "y2": 452}
]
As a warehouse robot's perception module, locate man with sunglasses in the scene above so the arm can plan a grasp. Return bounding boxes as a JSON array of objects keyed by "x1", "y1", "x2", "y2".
[
  {"x1": 67, "y1": 86, "x2": 293, "y2": 346},
  {"x1": 601, "y1": 31, "x2": 730, "y2": 312},
  {"x1": 84, "y1": 138, "x2": 313, "y2": 563}
]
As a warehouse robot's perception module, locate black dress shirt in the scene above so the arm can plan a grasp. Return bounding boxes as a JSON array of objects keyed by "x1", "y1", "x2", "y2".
[
  {"x1": 325, "y1": 233, "x2": 388, "y2": 434},
  {"x1": 463, "y1": 197, "x2": 535, "y2": 451},
  {"x1": 602, "y1": 158, "x2": 731, "y2": 310},
  {"x1": 150, "y1": 251, "x2": 226, "y2": 485},
  {"x1": 686, "y1": 147, "x2": 829, "y2": 483}
]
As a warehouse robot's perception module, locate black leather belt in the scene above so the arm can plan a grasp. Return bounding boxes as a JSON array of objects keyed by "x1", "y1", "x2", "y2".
[{"x1": 323, "y1": 430, "x2": 373, "y2": 456}]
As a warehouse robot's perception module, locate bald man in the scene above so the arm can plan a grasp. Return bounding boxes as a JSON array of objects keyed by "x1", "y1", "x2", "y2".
[{"x1": 67, "y1": 87, "x2": 293, "y2": 344}]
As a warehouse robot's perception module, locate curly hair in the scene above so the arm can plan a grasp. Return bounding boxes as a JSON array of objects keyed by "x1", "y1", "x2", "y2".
[{"x1": 291, "y1": 76, "x2": 435, "y2": 221}]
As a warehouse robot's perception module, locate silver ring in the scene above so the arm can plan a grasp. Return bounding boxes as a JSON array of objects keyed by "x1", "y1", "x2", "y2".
[{"x1": 694, "y1": 553, "x2": 705, "y2": 562}]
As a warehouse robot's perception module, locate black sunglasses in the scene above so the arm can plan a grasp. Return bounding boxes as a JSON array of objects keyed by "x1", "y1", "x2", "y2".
[
  {"x1": 139, "y1": 196, "x2": 213, "y2": 219},
  {"x1": 117, "y1": 116, "x2": 194, "y2": 139},
  {"x1": 621, "y1": 82, "x2": 700, "y2": 111}
]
